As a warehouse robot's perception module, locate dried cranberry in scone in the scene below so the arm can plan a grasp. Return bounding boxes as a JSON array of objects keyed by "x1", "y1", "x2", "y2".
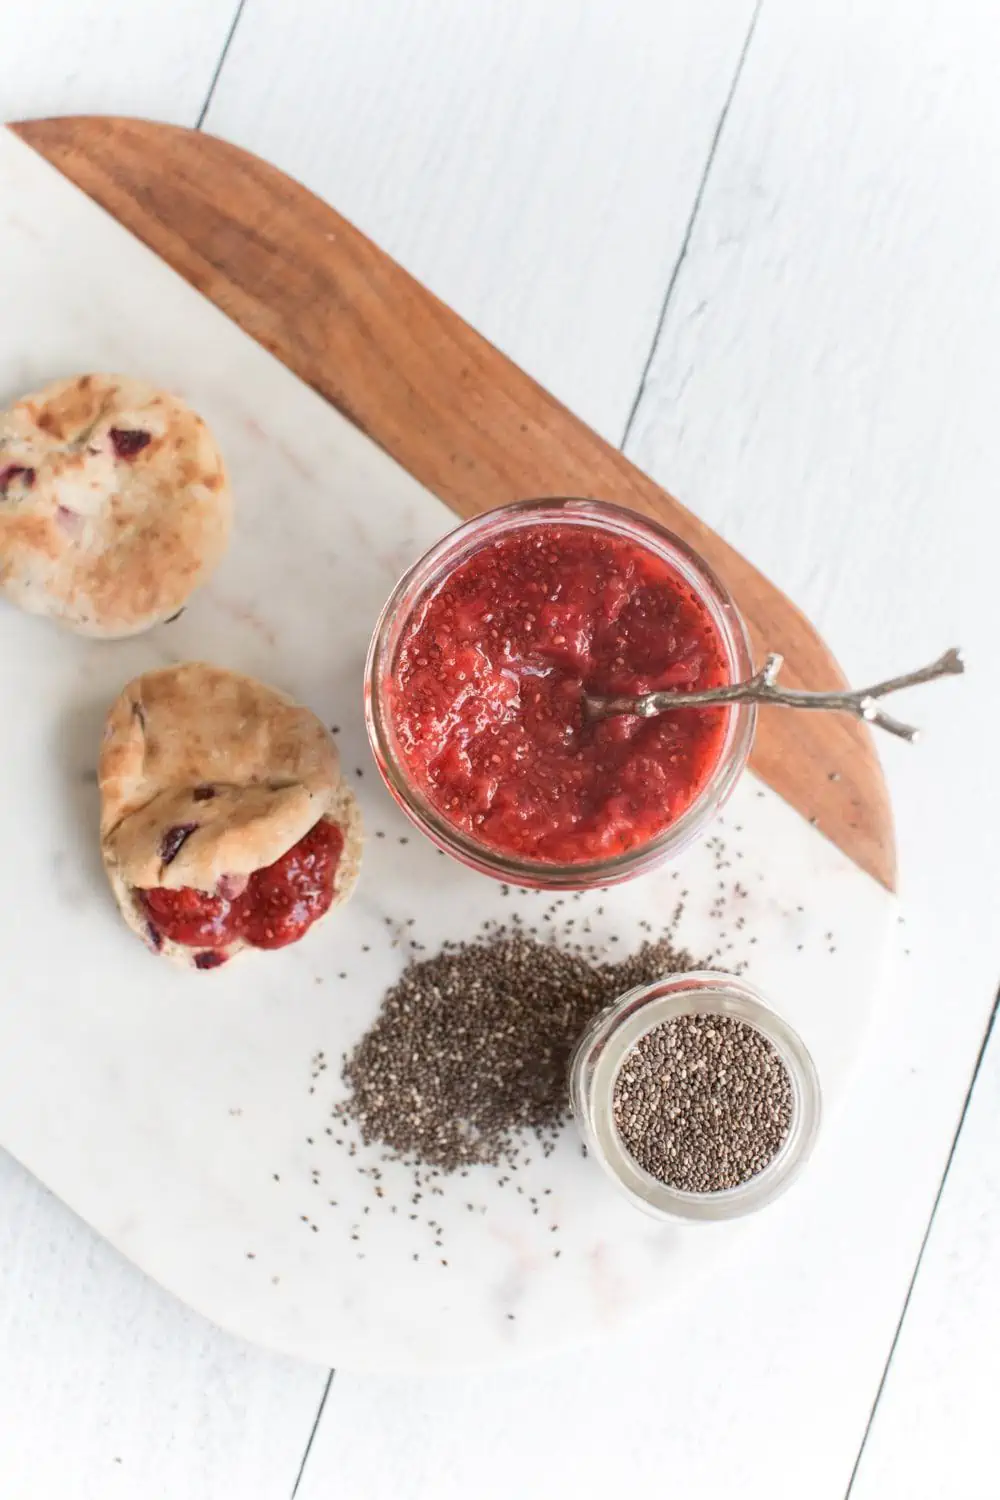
[
  {"x1": 0, "y1": 464, "x2": 35, "y2": 493},
  {"x1": 108, "y1": 428, "x2": 152, "y2": 460},
  {"x1": 98, "y1": 663, "x2": 363, "y2": 970}
]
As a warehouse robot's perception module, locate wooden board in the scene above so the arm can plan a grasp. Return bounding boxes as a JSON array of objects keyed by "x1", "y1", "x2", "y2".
[{"x1": 13, "y1": 115, "x2": 895, "y2": 891}]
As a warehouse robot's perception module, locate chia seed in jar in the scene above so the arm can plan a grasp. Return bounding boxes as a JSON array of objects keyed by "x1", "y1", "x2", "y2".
[{"x1": 612, "y1": 1013, "x2": 794, "y2": 1193}]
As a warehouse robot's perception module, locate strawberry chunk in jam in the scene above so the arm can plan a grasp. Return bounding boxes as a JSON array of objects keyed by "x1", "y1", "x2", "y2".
[
  {"x1": 239, "y1": 820, "x2": 343, "y2": 949},
  {"x1": 140, "y1": 884, "x2": 237, "y2": 947}
]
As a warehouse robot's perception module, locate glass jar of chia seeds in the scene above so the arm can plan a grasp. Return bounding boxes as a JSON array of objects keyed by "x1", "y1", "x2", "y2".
[
  {"x1": 569, "y1": 971, "x2": 822, "y2": 1221},
  {"x1": 365, "y1": 498, "x2": 755, "y2": 890}
]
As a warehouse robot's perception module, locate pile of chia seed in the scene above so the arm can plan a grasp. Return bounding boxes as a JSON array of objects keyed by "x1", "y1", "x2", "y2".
[
  {"x1": 336, "y1": 928, "x2": 697, "y2": 1172},
  {"x1": 612, "y1": 1013, "x2": 794, "y2": 1192}
]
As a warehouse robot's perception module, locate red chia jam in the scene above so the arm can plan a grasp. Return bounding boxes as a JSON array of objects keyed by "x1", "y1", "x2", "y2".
[
  {"x1": 140, "y1": 819, "x2": 343, "y2": 952},
  {"x1": 390, "y1": 522, "x2": 731, "y2": 864}
]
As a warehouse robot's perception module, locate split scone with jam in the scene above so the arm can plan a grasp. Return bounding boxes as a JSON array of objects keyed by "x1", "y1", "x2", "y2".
[{"x1": 99, "y1": 663, "x2": 363, "y2": 969}]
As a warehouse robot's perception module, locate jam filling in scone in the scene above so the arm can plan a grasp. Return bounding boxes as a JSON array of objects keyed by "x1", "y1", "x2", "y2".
[{"x1": 139, "y1": 818, "x2": 344, "y2": 958}]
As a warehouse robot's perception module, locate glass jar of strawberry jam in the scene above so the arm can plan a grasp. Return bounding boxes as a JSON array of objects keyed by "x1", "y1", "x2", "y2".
[{"x1": 365, "y1": 499, "x2": 755, "y2": 889}]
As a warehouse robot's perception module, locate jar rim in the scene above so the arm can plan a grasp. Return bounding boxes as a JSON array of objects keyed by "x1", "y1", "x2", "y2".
[
  {"x1": 365, "y1": 498, "x2": 756, "y2": 889},
  {"x1": 569, "y1": 971, "x2": 822, "y2": 1221}
]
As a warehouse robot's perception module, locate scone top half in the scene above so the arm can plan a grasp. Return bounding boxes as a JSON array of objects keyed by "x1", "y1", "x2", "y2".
[
  {"x1": 0, "y1": 374, "x2": 231, "y2": 637},
  {"x1": 99, "y1": 664, "x2": 362, "y2": 968}
]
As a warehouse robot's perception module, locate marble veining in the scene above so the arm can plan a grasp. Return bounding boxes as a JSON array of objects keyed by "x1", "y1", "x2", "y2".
[{"x1": 0, "y1": 131, "x2": 893, "y2": 1371}]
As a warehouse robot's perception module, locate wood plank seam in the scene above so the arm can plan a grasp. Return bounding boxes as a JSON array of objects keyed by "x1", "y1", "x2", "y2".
[
  {"x1": 844, "y1": 981, "x2": 1000, "y2": 1499},
  {"x1": 196, "y1": 0, "x2": 251, "y2": 132},
  {"x1": 621, "y1": 0, "x2": 763, "y2": 449},
  {"x1": 290, "y1": 1370, "x2": 336, "y2": 1500}
]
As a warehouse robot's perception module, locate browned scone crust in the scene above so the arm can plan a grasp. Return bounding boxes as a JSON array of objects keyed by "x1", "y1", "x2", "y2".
[
  {"x1": 0, "y1": 374, "x2": 231, "y2": 637},
  {"x1": 99, "y1": 663, "x2": 363, "y2": 967}
]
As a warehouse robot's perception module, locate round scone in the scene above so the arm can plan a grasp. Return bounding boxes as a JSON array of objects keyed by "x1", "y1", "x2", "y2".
[
  {"x1": 99, "y1": 663, "x2": 363, "y2": 969},
  {"x1": 0, "y1": 374, "x2": 231, "y2": 636}
]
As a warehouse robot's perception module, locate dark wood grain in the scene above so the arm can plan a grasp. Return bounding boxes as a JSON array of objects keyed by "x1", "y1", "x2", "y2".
[{"x1": 13, "y1": 115, "x2": 895, "y2": 889}]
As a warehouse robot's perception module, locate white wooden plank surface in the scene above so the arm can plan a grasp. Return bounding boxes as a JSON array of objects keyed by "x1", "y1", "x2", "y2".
[
  {"x1": 1, "y1": 0, "x2": 240, "y2": 127},
  {"x1": 204, "y1": 0, "x2": 757, "y2": 442},
  {"x1": 293, "y1": 2, "x2": 1000, "y2": 1496},
  {"x1": 851, "y1": 997, "x2": 1000, "y2": 1500},
  {"x1": 2, "y1": 0, "x2": 1000, "y2": 1495},
  {"x1": 0, "y1": 1153, "x2": 325, "y2": 1500}
]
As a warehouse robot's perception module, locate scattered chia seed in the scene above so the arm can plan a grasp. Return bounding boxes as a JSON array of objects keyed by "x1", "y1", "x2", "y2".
[
  {"x1": 612, "y1": 1014, "x2": 793, "y2": 1192},
  {"x1": 336, "y1": 929, "x2": 698, "y2": 1172}
]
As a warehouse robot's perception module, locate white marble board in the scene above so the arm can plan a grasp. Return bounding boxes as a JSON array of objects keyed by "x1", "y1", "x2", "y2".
[{"x1": 0, "y1": 130, "x2": 894, "y2": 1372}]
